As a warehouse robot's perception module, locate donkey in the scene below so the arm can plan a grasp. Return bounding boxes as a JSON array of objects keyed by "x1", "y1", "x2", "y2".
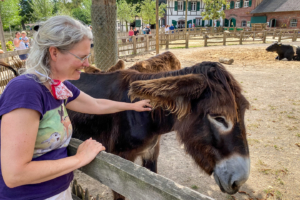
[{"x1": 68, "y1": 61, "x2": 250, "y2": 199}]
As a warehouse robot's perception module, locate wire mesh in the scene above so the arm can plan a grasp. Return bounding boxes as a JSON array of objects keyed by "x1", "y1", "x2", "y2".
[{"x1": 91, "y1": 4, "x2": 118, "y2": 71}]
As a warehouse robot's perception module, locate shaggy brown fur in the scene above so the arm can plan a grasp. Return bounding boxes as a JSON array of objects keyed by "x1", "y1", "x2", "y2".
[
  {"x1": 125, "y1": 62, "x2": 243, "y2": 122},
  {"x1": 129, "y1": 74, "x2": 207, "y2": 119},
  {"x1": 0, "y1": 58, "x2": 23, "y2": 77},
  {"x1": 84, "y1": 60, "x2": 125, "y2": 73},
  {"x1": 129, "y1": 51, "x2": 181, "y2": 73}
]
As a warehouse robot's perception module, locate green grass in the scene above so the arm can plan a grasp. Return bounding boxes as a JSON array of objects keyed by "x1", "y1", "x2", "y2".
[{"x1": 190, "y1": 185, "x2": 198, "y2": 190}]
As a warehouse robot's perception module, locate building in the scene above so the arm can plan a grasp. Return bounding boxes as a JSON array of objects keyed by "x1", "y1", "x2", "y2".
[
  {"x1": 224, "y1": 0, "x2": 300, "y2": 28},
  {"x1": 224, "y1": 0, "x2": 258, "y2": 28},
  {"x1": 165, "y1": 0, "x2": 224, "y2": 28},
  {"x1": 251, "y1": 0, "x2": 300, "y2": 29}
]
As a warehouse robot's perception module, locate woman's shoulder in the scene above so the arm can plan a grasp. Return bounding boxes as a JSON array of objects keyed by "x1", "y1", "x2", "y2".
[{"x1": 6, "y1": 74, "x2": 43, "y2": 93}]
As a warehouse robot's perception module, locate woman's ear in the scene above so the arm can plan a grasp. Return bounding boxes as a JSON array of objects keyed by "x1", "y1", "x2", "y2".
[{"x1": 49, "y1": 46, "x2": 58, "y2": 62}]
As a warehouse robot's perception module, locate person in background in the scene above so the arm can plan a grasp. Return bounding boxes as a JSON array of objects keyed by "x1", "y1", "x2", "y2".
[
  {"x1": 142, "y1": 26, "x2": 146, "y2": 34},
  {"x1": 169, "y1": 24, "x2": 175, "y2": 33},
  {"x1": 13, "y1": 32, "x2": 28, "y2": 61},
  {"x1": 145, "y1": 25, "x2": 151, "y2": 34},
  {"x1": 0, "y1": 15, "x2": 151, "y2": 200},
  {"x1": 189, "y1": 23, "x2": 192, "y2": 28},
  {"x1": 21, "y1": 31, "x2": 30, "y2": 48},
  {"x1": 134, "y1": 27, "x2": 139, "y2": 36},
  {"x1": 128, "y1": 27, "x2": 134, "y2": 42},
  {"x1": 165, "y1": 25, "x2": 169, "y2": 34},
  {"x1": 192, "y1": 23, "x2": 195, "y2": 28}
]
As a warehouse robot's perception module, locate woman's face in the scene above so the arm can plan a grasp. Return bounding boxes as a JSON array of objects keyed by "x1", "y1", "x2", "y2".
[
  {"x1": 50, "y1": 37, "x2": 91, "y2": 81},
  {"x1": 15, "y1": 32, "x2": 20, "y2": 38}
]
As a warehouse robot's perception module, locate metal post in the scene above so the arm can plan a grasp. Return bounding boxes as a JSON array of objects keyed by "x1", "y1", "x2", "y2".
[{"x1": 155, "y1": 0, "x2": 159, "y2": 54}]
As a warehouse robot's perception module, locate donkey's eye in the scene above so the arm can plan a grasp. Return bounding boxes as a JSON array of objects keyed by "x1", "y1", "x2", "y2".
[{"x1": 215, "y1": 117, "x2": 225, "y2": 124}]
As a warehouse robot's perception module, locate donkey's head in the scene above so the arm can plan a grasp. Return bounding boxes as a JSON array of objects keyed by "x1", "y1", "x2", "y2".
[{"x1": 129, "y1": 62, "x2": 250, "y2": 194}]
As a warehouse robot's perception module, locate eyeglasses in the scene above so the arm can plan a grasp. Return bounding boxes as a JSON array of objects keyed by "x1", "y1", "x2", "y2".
[{"x1": 67, "y1": 51, "x2": 91, "y2": 62}]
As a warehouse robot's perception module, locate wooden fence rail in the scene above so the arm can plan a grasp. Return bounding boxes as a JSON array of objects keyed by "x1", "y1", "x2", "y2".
[{"x1": 68, "y1": 138, "x2": 214, "y2": 200}]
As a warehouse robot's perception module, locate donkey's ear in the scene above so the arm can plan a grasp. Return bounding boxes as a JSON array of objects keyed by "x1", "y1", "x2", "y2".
[{"x1": 129, "y1": 74, "x2": 207, "y2": 119}]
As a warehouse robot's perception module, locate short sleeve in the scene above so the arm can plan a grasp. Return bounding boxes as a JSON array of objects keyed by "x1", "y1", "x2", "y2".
[
  {"x1": 0, "y1": 76, "x2": 44, "y2": 118},
  {"x1": 64, "y1": 81, "x2": 80, "y2": 104}
]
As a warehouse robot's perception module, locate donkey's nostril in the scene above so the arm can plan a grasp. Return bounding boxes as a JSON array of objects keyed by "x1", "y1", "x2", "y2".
[{"x1": 231, "y1": 181, "x2": 239, "y2": 191}]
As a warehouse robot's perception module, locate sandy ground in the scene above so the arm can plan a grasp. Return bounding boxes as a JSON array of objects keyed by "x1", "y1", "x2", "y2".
[{"x1": 74, "y1": 42, "x2": 300, "y2": 200}]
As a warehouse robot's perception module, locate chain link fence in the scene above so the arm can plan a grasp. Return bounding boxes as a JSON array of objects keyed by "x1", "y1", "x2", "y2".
[{"x1": 91, "y1": 4, "x2": 118, "y2": 71}]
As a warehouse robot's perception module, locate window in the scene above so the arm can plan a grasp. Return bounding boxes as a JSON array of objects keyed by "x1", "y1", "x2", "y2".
[
  {"x1": 241, "y1": 20, "x2": 247, "y2": 27},
  {"x1": 244, "y1": 0, "x2": 249, "y2": 7},
  {"x1": 290, "y1": 19, "x2": 297, "y2": 27},
  {"x1": 235, "y1": 1, "x2": 240, "y2": 8},
  {"x1": 191, "y1": 2, "x2": 197, "y2": 11},
  {"x1": 178, "y1": 1, "x2": 183, "y2": 11},
  {"x1": 196, "y1": 19, "x2": 201, "y2": 26}
]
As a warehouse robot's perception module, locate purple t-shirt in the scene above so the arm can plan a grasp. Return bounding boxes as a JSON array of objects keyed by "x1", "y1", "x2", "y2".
[{"x1": 0, "y1": 74, "x2": 80, "y2": 200}]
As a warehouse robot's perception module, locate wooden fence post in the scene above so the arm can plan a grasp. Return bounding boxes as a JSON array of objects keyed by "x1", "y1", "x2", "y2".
[
  {"x1": 204, "y1": 34, "x2": 208, "y2": 47},
  {"x1": 294, "y1": 30, "x2": 298, "y2": 42},
  {"x1": 200, "y1": 28, "x2": 202, "y2": 35},
  {"x1": 146, "y1": 35, "x2": 149, "y2": 51},
  {"x1": 133, "y1": 36, "x2": 137, "y2": 55},
  {"x1": 223, "y1": 32, "x2": 226, "y2": 46},
  {"x1": 278, "y1": 30, "x2": 282, "y2": 42},
  {"x1": 185, "y1": 31, "x2": 189, "y2": 48},
  {"x1": 166, "y1": 34, "x2": 169, "y2": 49},
  {"x1": 273, "y1": 29, "x2": 276, "y2": 39},
  {"x1": 239, "y1": 31, "x2": 243, "y2": 45},
  {"x1": 234, "y1": 27, "x2": 237, "y2": 33},
  {"x1": 263, "y1": 30, "x2": 267, "y2": 43},
  {"x1": 292, "y1": 30, "x2": 297, "y2": 42}
]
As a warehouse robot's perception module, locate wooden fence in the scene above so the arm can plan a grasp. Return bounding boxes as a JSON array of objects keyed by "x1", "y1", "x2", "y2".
[
  {"x1": 68, "y1": 138, "x2": 214, "y2": 200},
  {"x1": 117, "y1": 27, "x2": 300, "y2": 57}
]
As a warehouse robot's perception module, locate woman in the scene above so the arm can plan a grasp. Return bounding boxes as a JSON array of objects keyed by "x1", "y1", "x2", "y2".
[
  {"x1": 13, "y1": 31, "x2": 28, "y2": 60},
  {"x1": 0, "y1": 16, "x2": 151, "y2": 200},
  {"x1": 165, "y1": 25, "x2": 169, "y2": 34}
]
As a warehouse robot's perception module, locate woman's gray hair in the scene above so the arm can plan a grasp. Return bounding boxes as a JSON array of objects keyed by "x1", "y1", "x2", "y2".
[{"x1": 20, "y1": 15, "x2": 93, "y2": 82}]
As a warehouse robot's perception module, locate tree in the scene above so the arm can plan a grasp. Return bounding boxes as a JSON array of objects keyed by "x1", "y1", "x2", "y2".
[
  {"x1": 91, "y1": 0, "x2": 118, "y2": 71},
  {"x1": 117, "y1": 0, "x2": 138, "y2": 32},
  {"x1": 201, "y1": 0, "x2": 229, "y2": 22},
  {"x1": 139, "y1": 0, "x2": 166, "y2": 25},
  {"x1": 20, "y1": 0, "x2": 35, "y2": 30},
  {"x1": 29, "y1": 0, "x2": 54, "y2": 21},
  {"x1": 0, "y1": 0, "x2": 21, "y2": 30}
]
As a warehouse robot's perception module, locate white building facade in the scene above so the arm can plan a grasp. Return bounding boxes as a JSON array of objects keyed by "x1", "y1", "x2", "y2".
[{"x1": 164, "y1": 0, "x2": 224, "y2": 28}]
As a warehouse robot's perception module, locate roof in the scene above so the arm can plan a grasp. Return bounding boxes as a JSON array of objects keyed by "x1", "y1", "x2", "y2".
[{"x1": 251, "y1": 0, "x2": 300, "y2": 14}]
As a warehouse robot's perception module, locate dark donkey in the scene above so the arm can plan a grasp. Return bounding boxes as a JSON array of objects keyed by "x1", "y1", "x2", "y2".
[{"x1": 68, "y1": 61, "x2": 250, "y2": 199}]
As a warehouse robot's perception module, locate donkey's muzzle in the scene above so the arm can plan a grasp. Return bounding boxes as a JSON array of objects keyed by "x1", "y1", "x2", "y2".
[{"x1": 213, "y1": 155, "x2": 250, "y2": 194}]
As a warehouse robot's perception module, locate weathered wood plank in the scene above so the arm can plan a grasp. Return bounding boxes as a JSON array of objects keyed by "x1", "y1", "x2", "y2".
[
  {"x1": 68, "y1": 138, "x2": 214, "y2": 200},
  {"x1": 0, "y1": 49, "x2": 30, "y2": 59}
]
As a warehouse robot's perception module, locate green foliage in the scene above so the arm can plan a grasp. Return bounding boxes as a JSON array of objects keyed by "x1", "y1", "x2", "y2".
[
  {"x1": 20, "y1": 0, "x2": 35, "y2": 25},
  {"x1": 29, "y1": 0, "x2": 54, "y2": 21},
  {"x1": 139, "y1": 0, "x2": 166, "y2": 24},
  {"x1": 117, "y1": 0, "x2": 138, "y2": 23},
  {"x1": 201, "y1": 0, "x2": 229, "y2": 21},
  {"x1": 0, "y1": 41, "x2": 14, "y2": 52},
  {"x1": 117, "y1": 0, "x2": 139, "y2": 31},
  {"x1": 0, "y1": 0, "x2": 21, "y2": 29}
]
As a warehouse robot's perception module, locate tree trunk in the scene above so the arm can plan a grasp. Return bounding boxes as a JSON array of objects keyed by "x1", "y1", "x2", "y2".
[
  {"x1": 125, "y1": 21, "x2": 128, "y2": 32},
  {"x1": 0, "y1": 14, "x2": 7, "y2": 52},
  {"x1": 21, "y1": 22, "x2": 26, "y2": 30},
  {"x1": 92, "y1": 0, "x2": 118, "y2": 70}
]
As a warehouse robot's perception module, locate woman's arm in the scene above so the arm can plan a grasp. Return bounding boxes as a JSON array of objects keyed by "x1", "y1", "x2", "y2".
[
  {"x1": 1, "y1": 108, "x2": 105, "y2": 188},
  {"x1": 66, "y1": 91, "x2": 151, "y2": 114}
]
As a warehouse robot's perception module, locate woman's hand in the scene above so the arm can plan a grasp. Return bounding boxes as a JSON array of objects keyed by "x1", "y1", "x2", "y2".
[
  {"x1": 132, "y1": 99, "x2": 152, "y2": 112},
  {"x1": 75, "y1": 138, "x2": 106, "y2": 167}
]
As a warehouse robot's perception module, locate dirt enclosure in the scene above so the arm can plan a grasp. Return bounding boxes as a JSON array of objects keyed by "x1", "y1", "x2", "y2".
[{"x1": 75, "y1": 42, "x2": 300, "y2": 200}]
